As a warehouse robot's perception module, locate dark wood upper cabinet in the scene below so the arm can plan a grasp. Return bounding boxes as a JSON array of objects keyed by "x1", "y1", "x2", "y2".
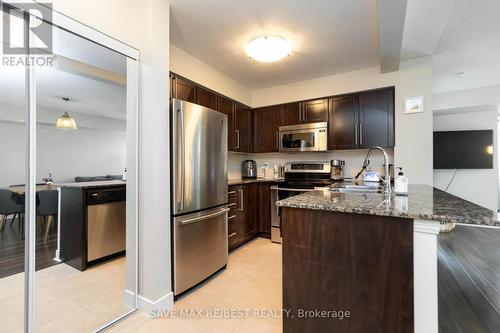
[
  {"x1": 282, "y1": 100, "x2": 328, "y2": 126},
  {"x1": 328, "y1": 88, "x2": 394, "y2": 150},
  {"x1": 328, "y1": 95, "x2": 359, "y2": 150},
  {"x1": 300, "y1": 99, "x2": 328, "y2": 123},
  {"x1": 196, "y1": 86, "x2": 218, "y2": 110},
  {"x1": 170, "y1": 72, "x2": 394, "y2": 152},
  {"x1": 281, "y1": 102, "x2": 301, "y2": 126},
  {"x1": 359, "y1": 88, "x2": 395, "y2": 148},
  {"x1": 234, "y1": 103, "x2": 253, "y2": 153},
  {"x1": 253, "y1": 105, "x2": 282, "y2": 153},
  {"x1": 218, "y1": 96, "x2": 235, "y2": 151},
  {"x1": 171, "y1": 76, "x2": 196, "y2": 103}
]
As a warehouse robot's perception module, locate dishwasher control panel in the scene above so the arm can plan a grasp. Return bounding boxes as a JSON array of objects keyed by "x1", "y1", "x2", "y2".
[{"x1": 86, "y1": 188, "x2": 126, "y2": 205}]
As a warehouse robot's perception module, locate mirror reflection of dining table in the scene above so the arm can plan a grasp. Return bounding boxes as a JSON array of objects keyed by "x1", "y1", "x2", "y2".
[{"x1": 1, "y1": 184, "x2": 62, "y2": 262}]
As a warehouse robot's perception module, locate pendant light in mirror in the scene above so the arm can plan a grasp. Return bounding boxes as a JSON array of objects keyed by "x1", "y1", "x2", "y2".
[{"x1": 56, "y1": 97, "x2": 77, "y2": 130}]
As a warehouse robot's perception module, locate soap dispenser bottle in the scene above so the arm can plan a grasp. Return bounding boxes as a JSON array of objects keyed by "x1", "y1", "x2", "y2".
[{"x1": 394, "y1": 167, "x2": 408, "y2": 195}]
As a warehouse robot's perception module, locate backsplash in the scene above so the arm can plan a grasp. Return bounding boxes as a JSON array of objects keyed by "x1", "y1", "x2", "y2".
[{"x1": 228, "y1": 149, "x2": 395, "y2": 179}]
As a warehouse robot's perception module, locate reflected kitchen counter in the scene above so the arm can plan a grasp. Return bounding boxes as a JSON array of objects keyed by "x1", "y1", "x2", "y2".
[
  {"x1": 6, "y1": 184, "x2": 60, "y2": 194},
  {"x1": 276, "y1": 184, "x2": 500, "y2": 231},
  {"x1": 56, "y1": 180, "x2": 126, "y2": 189}
]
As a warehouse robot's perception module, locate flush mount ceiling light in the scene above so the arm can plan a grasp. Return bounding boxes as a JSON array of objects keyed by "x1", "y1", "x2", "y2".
[
  {"x1": 56, "y1": 97, "x2": 77, "y2": 130},
  {"x1": 245, "y1": 36, "x2": 292, "y2": 62}
]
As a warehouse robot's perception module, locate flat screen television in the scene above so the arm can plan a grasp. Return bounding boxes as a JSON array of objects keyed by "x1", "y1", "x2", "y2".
[{"x1": 433, "y1": 130, "x2": 494, "y2": 169}]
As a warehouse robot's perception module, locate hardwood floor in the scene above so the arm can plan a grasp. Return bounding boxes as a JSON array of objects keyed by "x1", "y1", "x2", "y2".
[
  {"x1": 438, "y1": 225, "x2": 500, "y2": 333},
  {"x1": 0, "y1": 217, "x2": 58, "y2": 279}
]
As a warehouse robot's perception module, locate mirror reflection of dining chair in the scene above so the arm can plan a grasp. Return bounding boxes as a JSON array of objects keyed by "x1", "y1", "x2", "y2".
[
  {"x1": 36, "y1": 190, "x2": 58, "y2": 242},
  {"x1": 0, "y1": 189, "x2": 25, "y2": 237}
]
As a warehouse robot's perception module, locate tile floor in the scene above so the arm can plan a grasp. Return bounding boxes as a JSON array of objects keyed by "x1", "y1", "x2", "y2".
[
  {"x1": 0, "y1": 257, "x2": 132, "y2": 333},
  {"x1": 108, "y1": 238, "x2": 283, "y2": 333}
]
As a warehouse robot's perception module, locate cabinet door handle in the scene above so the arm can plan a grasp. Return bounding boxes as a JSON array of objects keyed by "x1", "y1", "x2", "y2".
[
  {"x1": 228, "y1": 215, "x2": 237, "y2": 220},
  {"x1": 235, "y1": 130, "x2": 240, "y2": 149},
  {"x1": 355, "y1": 122, "x2": 359, "y2": 146},
  {"x1": 239, "y1": 189, "x2": 244, "y2": 211},
  {"x1": 359, "y1": 121, "x2": 363, "y2": 146},
  {"x1": 229, "y1": 232, "x2": 237, "y2": 238},
  {"x1": 228, "y1": 203, "x2": 237, "y2": 207},
  {"x1": 228, "y1": 191, "x2": 236, "y2": 195}
]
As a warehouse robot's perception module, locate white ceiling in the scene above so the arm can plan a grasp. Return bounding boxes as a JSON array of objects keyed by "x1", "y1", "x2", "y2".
[
  {"x1": 432, "y1": 0, "x2": 500, "y2": 93},
  {"x1": 169, "y1": 0, "x2": 380, "y2": 89}
]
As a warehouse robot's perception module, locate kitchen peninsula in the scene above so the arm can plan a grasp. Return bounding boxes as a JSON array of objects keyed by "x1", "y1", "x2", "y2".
[{"x1": 276, "y1": 185, "x2": 500, "y2": 333}]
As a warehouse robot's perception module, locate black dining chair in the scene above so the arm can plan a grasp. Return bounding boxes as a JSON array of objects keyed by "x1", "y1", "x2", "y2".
[
  {"x1": 0, "y1": 189, "x2": 25, "y2": 235},
  {"x1": 36, "y1": 190, "x2": 58, "y2": 242}
]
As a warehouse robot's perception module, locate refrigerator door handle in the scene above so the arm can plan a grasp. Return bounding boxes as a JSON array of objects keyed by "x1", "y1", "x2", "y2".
[
  {"x1": 179, "y1": 208, "x2": 230, "y2": 226},
  {"x1": 178, "y1": 106, "x2": 186, "y2": 211}
]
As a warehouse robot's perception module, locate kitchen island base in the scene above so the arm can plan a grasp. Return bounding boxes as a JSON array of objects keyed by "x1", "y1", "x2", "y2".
[{"x1": 282, "y1": 207, "x2": 440, "y2": 333}]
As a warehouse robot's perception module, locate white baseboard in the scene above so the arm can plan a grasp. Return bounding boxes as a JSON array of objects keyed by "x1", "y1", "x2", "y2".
[{"x1": 123, "y1": 289, "x2": 174, "y2": 314}]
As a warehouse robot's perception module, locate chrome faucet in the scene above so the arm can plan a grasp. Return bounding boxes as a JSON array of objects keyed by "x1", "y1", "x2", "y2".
[{"x1": 359, "y1": 146, "x2": 392, "y2": 194}]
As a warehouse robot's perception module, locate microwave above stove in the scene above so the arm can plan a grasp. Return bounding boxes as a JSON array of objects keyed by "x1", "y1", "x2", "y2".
[{"x1": 279, "y1": 122, "x2": 328, "y2": 152}]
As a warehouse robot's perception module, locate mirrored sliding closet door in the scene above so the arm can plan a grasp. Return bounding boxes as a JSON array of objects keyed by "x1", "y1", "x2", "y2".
[{"x1": 0, "y1": 2, "x2": 139, "y2": 332}]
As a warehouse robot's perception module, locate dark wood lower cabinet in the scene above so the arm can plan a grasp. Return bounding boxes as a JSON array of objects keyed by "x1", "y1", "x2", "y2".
[
  {"x1": 227, "y1": 183, "x2": 273, "y2": 250},
  {"x1": 282, "y1": 208, "x2": 414, "y2": 333},
  {"x1": 228, "y1": 184, "x2": 258, "y2": 252},
  {"x1": 257, "y1": 183, "x2": 271, "y2": 237}
]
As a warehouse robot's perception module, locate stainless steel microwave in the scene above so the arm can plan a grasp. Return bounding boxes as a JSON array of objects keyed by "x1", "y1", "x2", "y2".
[{"x1": 279, "y1": 122, "x2": 328, "y2": 152}]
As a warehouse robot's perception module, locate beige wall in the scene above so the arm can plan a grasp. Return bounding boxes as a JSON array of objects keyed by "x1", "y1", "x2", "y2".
[
  {"x1": 251, "y1": 57, "x2": 434, "y2": 185},
  {"x1": 170, "y1": 45, "x2": 253, "y2": 106}
]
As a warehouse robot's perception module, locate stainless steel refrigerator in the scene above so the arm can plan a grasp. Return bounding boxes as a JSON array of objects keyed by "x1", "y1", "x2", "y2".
[{"x1": 171, "y1": 99, "x2": 228, "y2": 295}]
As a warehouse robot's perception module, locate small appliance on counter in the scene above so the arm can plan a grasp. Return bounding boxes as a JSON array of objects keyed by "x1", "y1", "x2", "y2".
[
  {"x1": 242, "y1": 160, "x2": 257, "y2": 178},
  {"x1": 330, "y1": 160, "x2": 345, "y2": 181}
]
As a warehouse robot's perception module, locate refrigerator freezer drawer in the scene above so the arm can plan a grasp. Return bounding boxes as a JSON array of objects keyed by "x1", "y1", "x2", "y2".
[{"x1": 173, "y1": 206, "x2": 229, "y2": 295}]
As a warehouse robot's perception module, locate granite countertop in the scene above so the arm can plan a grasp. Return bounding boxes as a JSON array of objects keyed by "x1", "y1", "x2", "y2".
[
  {"x1": 57, "y1": 180, "x2": 126, "y2": 189},
  {"x1": 276, "y1": 184, "x2": 500, "y2": 230},
  {"x1": 228, "y1": 177, "x2": 285, "y2": 186}
]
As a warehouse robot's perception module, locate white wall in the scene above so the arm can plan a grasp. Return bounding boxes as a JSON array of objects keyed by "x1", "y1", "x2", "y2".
[
  {"x1": 433, "y1": 110, "x2": 498, "y2": 211},
  {"x1": 229, "y1": 150, "x2": 394, "y2": 180},
  {"x1": 170, "y1": 45, "x2": 253, "y2": 105},
  {"x1": 0, "y1": 121, "x2": 126, "y2": 186},
  {"x1": 250, "y1": 57, "x2": 434, "y2": 185}
]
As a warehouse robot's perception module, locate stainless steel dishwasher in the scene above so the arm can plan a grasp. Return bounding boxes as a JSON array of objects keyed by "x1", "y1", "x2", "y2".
[{"x1": 86, "y1": 187, "x2": 126, "y2": 262}]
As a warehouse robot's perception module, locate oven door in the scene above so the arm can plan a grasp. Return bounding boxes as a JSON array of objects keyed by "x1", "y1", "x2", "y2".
[
  {"x1": 270, "y1": 186, "x2": 314, "y2": 243},
  {"x1": 279, "y1": 125, "x2": 327, "y2": 152}
]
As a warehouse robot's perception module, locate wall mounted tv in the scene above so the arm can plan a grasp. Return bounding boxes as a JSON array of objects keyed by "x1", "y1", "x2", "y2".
[{"x1": 433, "y1": 130, "x2": 493, "y2": 169}]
